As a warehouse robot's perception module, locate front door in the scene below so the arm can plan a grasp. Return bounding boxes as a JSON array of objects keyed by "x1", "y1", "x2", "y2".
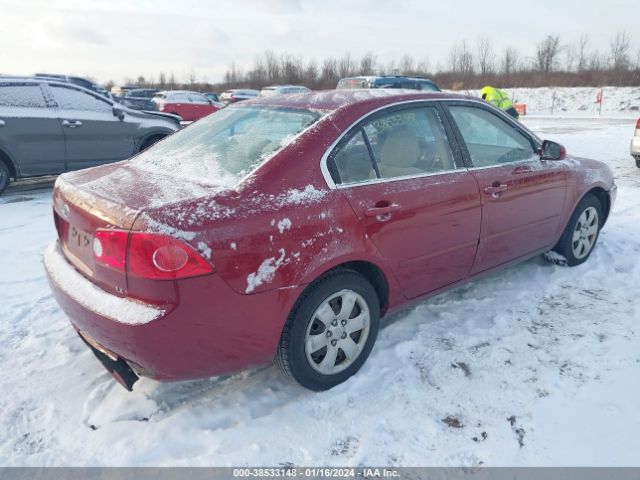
[
  {"x1": 48, "y1": 84, "x2": 135, "y2": 171},
  {"x1": 328, "y1": 104, "x2": 481, "y2": 299},
  {"x1": 445, "y1": 103, "x2": 568, "y2": 274}
]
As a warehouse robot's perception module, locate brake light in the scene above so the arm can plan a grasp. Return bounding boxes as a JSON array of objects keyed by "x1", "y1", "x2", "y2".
[
  {"x1": 94, "y1": 229, "x2": 127, "y2": 270},
  {"x1": 93, "y1": 229, "x2": 214, "y2": 280},
  {"x1": 636, "y1": 118, "x2": 640, "y2": 130}
]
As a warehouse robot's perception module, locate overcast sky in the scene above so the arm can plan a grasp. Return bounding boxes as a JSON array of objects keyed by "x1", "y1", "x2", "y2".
[{"x1": 1, "y1": 0, "x2": 638, "y2": 85}]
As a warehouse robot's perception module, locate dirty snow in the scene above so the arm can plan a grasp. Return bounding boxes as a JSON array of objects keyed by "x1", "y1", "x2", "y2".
[{"x1": 0, "y1": 113, "x2": 639, "y2": 466}]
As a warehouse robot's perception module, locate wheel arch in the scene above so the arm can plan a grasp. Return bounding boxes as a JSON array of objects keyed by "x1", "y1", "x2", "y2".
[
  {"x1": 0, "y1": 147, "x2": 18, "y2": 179},
  {"x1": 296, "y1": 259, "x2": 390, "y2": 317},
  {"x1": 584, "y1": 186, "x2": 611, "y2": 226},
  {"x1": 138, "y1": 131, "x2": 169, "y2": 153}
]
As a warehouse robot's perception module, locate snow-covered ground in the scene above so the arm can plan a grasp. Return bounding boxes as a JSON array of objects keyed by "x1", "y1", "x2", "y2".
[{"x1": 1, "y1": 116, "x2": 639, "y2": 467}]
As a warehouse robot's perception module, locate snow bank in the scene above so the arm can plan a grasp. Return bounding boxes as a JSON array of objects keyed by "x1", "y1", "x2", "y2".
[{"x1": 457, "y1": 86, "x2": 640, "y2": 117}]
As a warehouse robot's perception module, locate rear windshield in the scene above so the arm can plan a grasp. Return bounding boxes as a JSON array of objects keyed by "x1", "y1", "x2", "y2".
[{"x1": 132, "y1": 106, "x2": 321, "y2": 187}]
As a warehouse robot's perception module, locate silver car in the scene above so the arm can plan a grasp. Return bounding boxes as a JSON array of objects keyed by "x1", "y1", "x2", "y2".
[
  {"x1": 0, "y1": 77, "x2": 180, "y2": 194},
  {"x1": 632, "y1": 118, "x2": 640, "y2": 168}
]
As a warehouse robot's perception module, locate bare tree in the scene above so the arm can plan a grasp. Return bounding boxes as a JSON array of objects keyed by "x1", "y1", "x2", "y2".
[
  {"x1": 158, "y1": 72, "x2": 167, "y2": 89},
  {"x1": 168, "y1": 72, "x2": 176, "y2": 89},
  {"x1": 321, "y1": 57, "x2": 338, "y2": 84},
  {"x1": 359, "y1": 52, "x2": 376, "y2": 75},
  {"x1": 338, "y1": 53, "x2": 354, "y2": 78},
  {"x1": 399, "y1": 55, "x2": 414, "y2": 75},
  {"x1": 449, "y1": 40, "x2": 474, "y2": 75},
  {"x1": 610, "y1": 31, "x2": 632, "y2": 71},
  {"x1": 577, "y1": 34, "x2": 589, "y2": 72},
  {"x1": 304, "y1": 59, "x2": 318, "y2": 84},
  {"x1": 501, "y1": 47, "x2": 520, "y2": 75},
  {"x1": 535, "y1": 35, "x2": 561, "y2": 73},
  {"x1": 416, "y1": 57, "x2": 430, "y2": 76},
  {"x1": 476, "y1": 35, "x2": 494, "y2": 78},
  {"x1": 264, "y1": 50, "x2": 280, "y2": 83}
]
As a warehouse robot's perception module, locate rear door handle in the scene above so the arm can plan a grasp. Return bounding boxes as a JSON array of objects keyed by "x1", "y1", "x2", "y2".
[
  {"x1": 62, "y1": 120, "x2": 82, "y2": 128},
  {"x1": 364, "y1": 203, "x2": 401, "y2": 218},
  {"x1": 484, "y1": 183, "x2": 508, "y2": 197}
]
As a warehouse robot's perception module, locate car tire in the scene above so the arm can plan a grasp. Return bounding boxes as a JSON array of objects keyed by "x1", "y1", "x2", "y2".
[
  {"x1": 635, "y1": 156, "x2": 640, "y2": 168},
  {"x1": 552, "y1": 194, "x2": 603, "y2": 266},
  {"x1": 276, "y1": 269, "x2": 380, "y2": 391},
  {"x1": 0, "y1": 160, "x2": 10, "y2": 195}
]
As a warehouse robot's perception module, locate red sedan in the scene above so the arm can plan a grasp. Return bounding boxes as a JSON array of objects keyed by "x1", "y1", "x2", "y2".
[
  {"x1": 44, "y1": 90, "x2": 616, "y2": 391},
  {"x1": 152, "y1": 90, "x2": 220, "y2": 121}
]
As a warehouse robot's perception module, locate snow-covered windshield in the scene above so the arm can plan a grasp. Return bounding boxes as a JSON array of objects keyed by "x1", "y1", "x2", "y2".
[{"x1": 133, "y1": 106, "x2": 320, "y2": 188}]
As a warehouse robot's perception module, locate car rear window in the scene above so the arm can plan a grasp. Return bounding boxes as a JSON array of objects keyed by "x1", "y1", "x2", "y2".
[
  {"x1": 132, "y1": 106, "x2": 321, "y2": 187},
  {"x1": 0, "y1": 84, "x2": 47, "y2": 108}
]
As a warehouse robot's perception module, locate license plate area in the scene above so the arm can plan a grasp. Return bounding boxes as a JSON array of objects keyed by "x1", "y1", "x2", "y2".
[{"x1": 67, "y1": 224, "x2": 94, "y2": 268}]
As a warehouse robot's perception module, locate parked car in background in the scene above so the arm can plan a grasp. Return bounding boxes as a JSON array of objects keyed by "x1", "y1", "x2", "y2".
[
  {"x1": 204, "y1": 92, "x2": 220, "y2": 103},
  {"x1": 337, "y1": 75, "x2": 440, "y2": 92},
  {"x1": 260, "y1": 85, "x2": 311, "y2": 96},
  {"x1": 35, "y1": 73, "x2": 110, "y2": 98},
  {"x1": 220, "y1": 89, "x2": 259, "y2": 104},
  {"x1": 631, "y1": 118, "x2": 640, "y2": 168},
  {"x1": 44, "y1": 90, "x2": 615, "y2": 392},
  {"x1": 114, "y1": 89, "x2": 159, "y2": 111},
  {"x1": 152, "y1": 90, "x2": 220, "y2": 121},
  {"x1": 110, "y1": 85, "x2": 138, "y2": 97},
  {"x1": 0, "y1": 77, "x2": 179, "y2": 194}
]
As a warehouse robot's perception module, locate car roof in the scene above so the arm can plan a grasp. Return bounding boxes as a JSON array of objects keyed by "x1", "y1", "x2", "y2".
[{"x1": 245, "y1": 89, "x2": 470, "y2": 112}]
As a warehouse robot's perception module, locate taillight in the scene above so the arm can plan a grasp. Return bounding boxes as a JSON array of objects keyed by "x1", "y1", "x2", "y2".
[
  {"x1": 94, "y1": 229, "x2": 128, "y2": 270},
  {"x1": 93, "y1": 229, "x2": 214, "y2": 280},
  {"x1": 636, "y1": 118, "x2": 640, "y2": 130}
]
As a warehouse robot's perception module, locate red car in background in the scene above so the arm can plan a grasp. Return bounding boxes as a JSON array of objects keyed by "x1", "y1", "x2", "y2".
[
  {"x1": 152, "y1": 90, "x2": 220, "y2": 121},
  {"x1": 44, "y1": 90, "x2": 616, "y2": 392}
]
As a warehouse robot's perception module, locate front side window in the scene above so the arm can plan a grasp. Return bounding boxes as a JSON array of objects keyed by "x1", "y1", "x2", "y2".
[
  {"x1": 330, "y1": 105, "x2": 455, "y2": 185},
  {"x1": 0, "y1": 84, "x2": 47, "y2": 108},
  {"x1": 448, "y1": 105, "x2": 536, "y2": 167},
  {"x1": 133, "y1": 106, "x2": 321, "y2": 187},
  {"x1": 51, "y1": 85, "x2": 112, "y2": 113}
]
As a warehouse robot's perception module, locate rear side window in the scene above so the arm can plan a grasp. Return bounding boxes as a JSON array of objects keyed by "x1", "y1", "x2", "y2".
[
  {"x1": 51, "y1": 86, "x2": 112, "y2": 113},
  {"x1": 448, "y1": 105, "x2": 535, "y2": 167},
  {"x1": 0, "y1": 84, "x2": 47, "y2": 108},
  {"x1": 330, "y1": 106, "x2": 455, "y2": 185}
]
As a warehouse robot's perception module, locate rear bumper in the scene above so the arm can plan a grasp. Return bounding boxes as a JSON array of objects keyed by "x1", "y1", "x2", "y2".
[
  {"x1": 631, "y1": 136, "x2": 640, "y2": 157},
  {"x1": 44, "y1": 241, "x2": 304, "y2": 381}
]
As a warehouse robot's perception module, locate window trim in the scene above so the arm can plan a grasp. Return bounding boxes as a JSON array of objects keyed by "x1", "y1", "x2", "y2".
[
  {"x1": 321, "y1": 99, "x2": 464, "y2": 189},
  {"x1": 441, "y1": 100, "x2": 543, "y2": 170}
]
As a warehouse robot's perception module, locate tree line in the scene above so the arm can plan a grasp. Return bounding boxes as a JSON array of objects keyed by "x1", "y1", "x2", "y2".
[{"x1": 106, "y1": 31, "x2": 640, "y2": 92}]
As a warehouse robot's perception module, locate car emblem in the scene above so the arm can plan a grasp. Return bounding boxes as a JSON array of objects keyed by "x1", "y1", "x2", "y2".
[{"x1": 61, "y1": 203, "x2": 70, "y2": 219}]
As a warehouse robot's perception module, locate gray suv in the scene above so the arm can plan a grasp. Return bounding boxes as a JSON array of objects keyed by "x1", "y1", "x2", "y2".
[{"x1": 0, "y1": 77, "x2": 180, "y2": 194}]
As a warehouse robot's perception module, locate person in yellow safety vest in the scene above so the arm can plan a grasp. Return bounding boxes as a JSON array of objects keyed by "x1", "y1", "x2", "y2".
[{"x1": 480, "y1": 86, "x2": 519, "y2": 119}]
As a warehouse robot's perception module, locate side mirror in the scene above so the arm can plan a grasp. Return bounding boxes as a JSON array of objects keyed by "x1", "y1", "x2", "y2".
[
  {"x1": 112, "y1": 105, "x2": 125, "y2": 120},
  {"x1": 539, "y1": 140, "x2": 566, "y2": 160}
]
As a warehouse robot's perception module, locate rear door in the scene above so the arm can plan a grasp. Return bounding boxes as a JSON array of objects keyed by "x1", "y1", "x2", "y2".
[
  {"x1": 327, "y1": 103, "x2": 481, "y2": 299},
  {"x1": 48, "y1": 84, "x2": 136, "y2": 171},
  {"x1": 444, "y1": 102, "x2": 568, "y2": 274},
  {"x1": 188, "y1": 93, "x2": 215, "y2": 119},
  {"x1": 0, "y1": 82, "x2": 65, "y2": 175}
]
